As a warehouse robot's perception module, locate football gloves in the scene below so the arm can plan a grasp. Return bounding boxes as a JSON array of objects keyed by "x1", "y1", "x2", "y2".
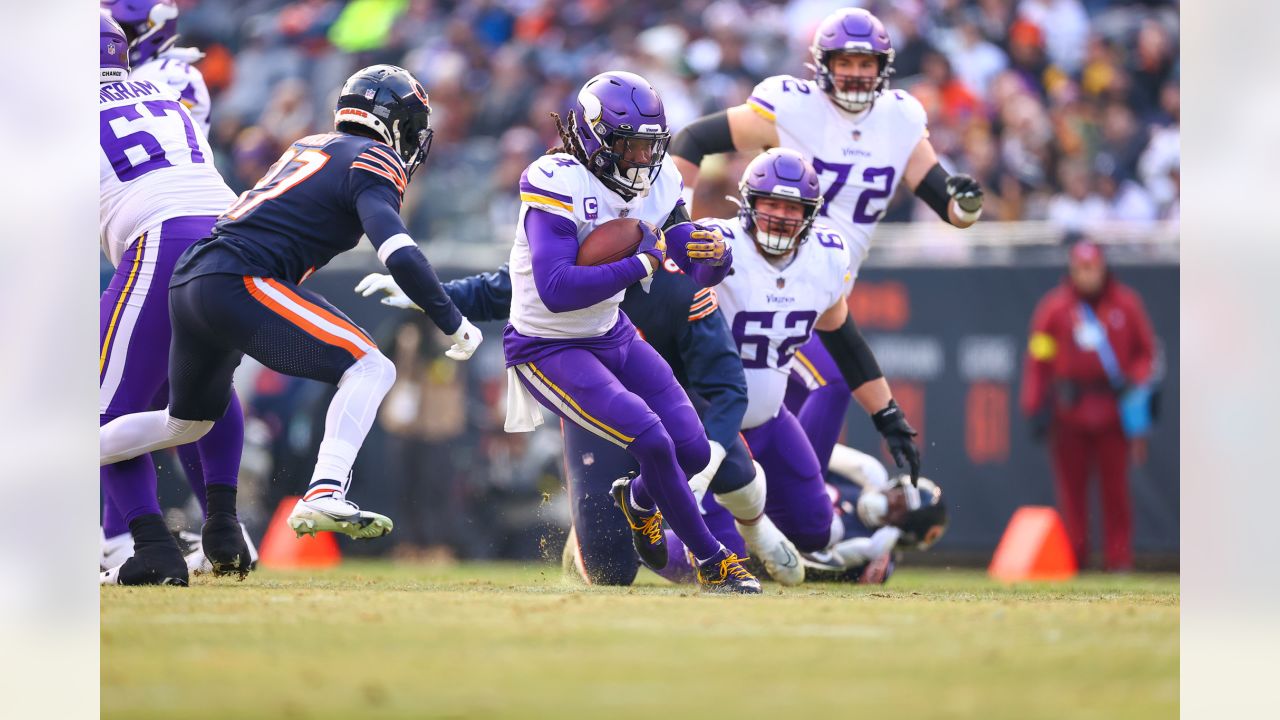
[
  {"x1": 355, "y1": 273, "x2": 418, "y2": 310},
  {"x1": 446, "y1": 317, "x2": 482, "y2": 361},
  {"x1": 946, "y1": 174, "x2": 984, "y2": 214},
  {"x1": 354, "y1": 273, "x2": 482, "y2": 361},
  {"x1": 685, "y1": 225, "x2": 729, "y2": 266},
  {"x1": 636, "y1": 222, "x2": 666, "y2": 275},
  {"x1": 871, "y1": 400, "x2": 921, "y2": 485}
]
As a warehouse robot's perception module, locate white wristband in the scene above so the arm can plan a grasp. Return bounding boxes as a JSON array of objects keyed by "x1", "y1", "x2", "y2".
[
  {"x1": 700, "y1": 440, "x2": 727, "y2": 479},
  {"x1": 949, "y1": 198, "x2": 982, "y2": 224},
  {"x1": 638, "y1": 253, "x2": 657, "y2": 277}
]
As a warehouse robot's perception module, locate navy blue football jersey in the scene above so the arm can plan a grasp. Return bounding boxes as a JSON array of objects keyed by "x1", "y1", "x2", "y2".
[{"x1": 172, "y1": 132, "x2": 407, "y2": 286}]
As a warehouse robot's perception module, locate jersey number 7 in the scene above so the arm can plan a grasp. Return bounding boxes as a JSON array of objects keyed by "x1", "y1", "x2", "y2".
[{"x1": 223, "y1": 146, "x2": 330, "y2": 221}]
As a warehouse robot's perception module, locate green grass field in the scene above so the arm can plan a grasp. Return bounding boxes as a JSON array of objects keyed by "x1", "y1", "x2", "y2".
[{"x1": 101, "y1": 562, "x2": 1178, "y2": 719}]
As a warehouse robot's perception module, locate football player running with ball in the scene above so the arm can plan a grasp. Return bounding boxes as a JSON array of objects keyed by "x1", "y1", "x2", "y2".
[
  {"x1": 100, "y1": 65, "x2": 481, "y2": 585},
  {"x1": 672, "y1": 7, "x2": 983, "y2": 477}
]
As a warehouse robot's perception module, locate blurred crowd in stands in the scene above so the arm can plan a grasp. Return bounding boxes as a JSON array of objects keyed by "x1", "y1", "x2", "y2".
[{"x1": 180, "y1": 0, "x2": 1179, "y2": 242}]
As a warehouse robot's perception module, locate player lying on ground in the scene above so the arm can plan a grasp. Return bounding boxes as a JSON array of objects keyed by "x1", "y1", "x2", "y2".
[
  {"x1": 99, "y1": 0, "x2": 258, "y2": 578},
  {"x1": 99, "y1": 11, "x2": 252, "y2": 585},
  {"x1": 357, "y1": 71, "x2": 762, "y2": 593},
  {"x1": 99, "y1": 65, "x2": 480, "y2": 585},
  {"x1": 671, "y1": 6, "x2": 985, "y2": 477}
]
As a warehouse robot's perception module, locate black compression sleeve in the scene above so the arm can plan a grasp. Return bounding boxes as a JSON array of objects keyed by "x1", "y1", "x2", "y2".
[
  {"x1": 816, "y1": 313, "x2": 883, "y2": 388},
  {"x1": 913, "y1": 162, "x2": 952, "y2": 222},
  {"x1": 670, "y1": 111, "x2": 735, "y2": 166}
]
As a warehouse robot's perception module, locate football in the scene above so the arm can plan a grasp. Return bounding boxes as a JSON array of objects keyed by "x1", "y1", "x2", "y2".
[{"x1": 576, "y1": 218, "x2": 651, "y2": 266}]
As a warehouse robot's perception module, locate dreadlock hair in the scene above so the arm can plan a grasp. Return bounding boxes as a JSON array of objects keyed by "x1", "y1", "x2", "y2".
[{"x1": 547, "y1": 111, "x2": 591, "y2": 165}]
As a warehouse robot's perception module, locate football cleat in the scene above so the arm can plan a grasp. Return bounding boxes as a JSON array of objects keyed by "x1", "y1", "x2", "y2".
[
  {"x1": 288, "y1": 495, "x2": 393, "y2": 540},
  {"x1": 185, "y1": 521, "x2": 259, "y2": 576},
  {"x1": 198, "y1": 514, "x2": 257, "y2": 579},
  {"x1": 610, "y1": 473, "x2": 667, "y2": 570},
  {"x1": 693, "y1": 547, "x2": 762, "y2": 594},
  {"x1": 735, "y1": 515, "x2": 804, "y2": 586},
  {"x1": 101, "y1": 543, "x2": 188, "y2": 587},
  {"x1": 100, "y1": 531, "x2": 134, "y2": 572}
]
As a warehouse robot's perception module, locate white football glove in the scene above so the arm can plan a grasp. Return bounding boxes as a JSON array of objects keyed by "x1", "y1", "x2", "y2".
[
  {"x1": 354, "y1": 273, "x2": 420, "y2": 311},
  {"x1": 446, "y1": 317, "x2": 482, "y2": 361},
  {"x1": 687, "y1": 440, "x2": 726, "y2": 512}
]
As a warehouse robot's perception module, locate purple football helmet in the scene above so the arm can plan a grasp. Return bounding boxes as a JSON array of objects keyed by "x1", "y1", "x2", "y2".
[
  {"x1": 101, "y1": 0, "x2": 179, "y2": 66},
  {"x1": 101, "y1": 10, "x2": 130, "y2": 83},
  {"x1": 737, "y1": 148, "x2": 823, "y2": 255},
  {"x1": 810, "y1": 8, "x2": 896, "y2": 113},
  {"x1": 570, "y1": 71, "x2": 670, "y2": 198}
]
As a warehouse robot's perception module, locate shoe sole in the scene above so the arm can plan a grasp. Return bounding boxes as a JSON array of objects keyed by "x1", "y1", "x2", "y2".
[{"x1": 289, "y1": 509, "x2": 393, "y2": 540}]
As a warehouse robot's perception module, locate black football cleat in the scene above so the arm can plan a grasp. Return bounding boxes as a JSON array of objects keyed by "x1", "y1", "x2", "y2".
[
  {"x1": 201, "y1": 512, "x2": 255, "y2": 579},
  {"x1": 694, "y1": 547, "x2": 762, "y2": 595},
  {"x1": 101, "y1": 542, "x2": 188, "y2": 587},
  {"x1": 611, "y1": 473, "x2": 668, "y2": 570}
]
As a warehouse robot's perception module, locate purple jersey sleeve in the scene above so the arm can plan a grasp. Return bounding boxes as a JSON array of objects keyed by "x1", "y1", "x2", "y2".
[{"x1": 526, "y1": 209, "x2": 649, "y2": 313}]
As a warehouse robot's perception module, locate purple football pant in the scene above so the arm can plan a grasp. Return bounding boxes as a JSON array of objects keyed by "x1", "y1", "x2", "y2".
[
  {"x1": 743, "y1": 407, "x2": 836, "y2": 553},
  {"x1": 99, "y1": 216, "x2": 244, "y2": 534},
  {"x1": 513, "y1": 334, "x2": 721, "y2": 560},
  {"x1": 785, "y1": 336, "x2": 851, "y2": 470}
]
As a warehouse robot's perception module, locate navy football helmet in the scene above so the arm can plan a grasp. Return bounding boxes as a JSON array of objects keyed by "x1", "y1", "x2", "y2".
[
  {"x1": 857, "y1": 476, "x2": 948, "y2": 550},
  {"x1": 334, "y1": 65, "x2": 434, "y2": 181}
]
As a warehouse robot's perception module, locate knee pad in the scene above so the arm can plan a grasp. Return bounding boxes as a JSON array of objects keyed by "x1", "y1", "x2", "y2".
[
  {"x1": 166, "y1": 416, "x2": 214, "y2": 445},
  {"x1": 714, "y1": 461, "x2": 767, "y2": 522},
  {"x1": 342, "y1": 350, "x2": 397, "y2": 391}
]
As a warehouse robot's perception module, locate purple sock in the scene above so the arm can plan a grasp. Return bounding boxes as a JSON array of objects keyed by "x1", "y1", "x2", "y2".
[
  {"x1": 651, "y1": 529, "x2": 697, "y2": 584},
  {"x1": 174, "y1": 444, "x2": 208, "y2": 516},
  {"x1": 628, "y1": 425, "x2": 721, "y2": 561},
  {"x1": 101, "y1": 454, "x2": 162, "y2": 525},
  {"x1": 101, "y1": 481, "x2": 130, "y2": 538}
]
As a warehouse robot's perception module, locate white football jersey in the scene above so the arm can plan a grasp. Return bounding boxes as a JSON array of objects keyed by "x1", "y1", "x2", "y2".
[
  {"x1": 99, "y1": 78, "x2": 235, "y2": 267},
  {"x1": 702, "y1": 216, "x2": 853, "y2": 429},
  {"x1": 746, "y1": 76, "x2": 928, "y2": 273},
  {"x1": 130, "y1": 47, "x2": 213, "y2": 133},
  {"x1": 508, "y1": 153, "x2": 684, "y2": 339}
]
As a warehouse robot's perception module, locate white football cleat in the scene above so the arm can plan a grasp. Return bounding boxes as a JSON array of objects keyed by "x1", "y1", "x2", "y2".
[
  {"x1": 101, "y1": 531, "x2": 134, "y2": 571},
  {"x1": 735, "y1": 515, "x2": 804, "y2": 586},
  {"x1": 288, "y1": 495, "x2": 393, "y2": 540},
  {"x1": 183, "y1": 523, "x2": 260, "y2": 576}
]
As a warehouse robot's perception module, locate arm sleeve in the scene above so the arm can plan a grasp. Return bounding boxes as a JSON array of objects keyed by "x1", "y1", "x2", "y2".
[
  {"x1": 356, "y1": 188, "x2": 462, "y2": 334},
  {"x1": 442, "y1": 264, "x2": 513, "y2": 322},
  {"x1": 817, "y1": 312, "x2": 883, "y2": 388},
  {"x1": 1019, "y1": 294, "x2": 1058, "y2": 417},
  {"x1": 526, "y1": 208, "x2": 649, "y2": 313},
  {"x1": 678, "y1": 296, "x2": 748, "y2": 449},
  {"x1": 669, "y1": 111, "x2": 736, "y2": 167}
]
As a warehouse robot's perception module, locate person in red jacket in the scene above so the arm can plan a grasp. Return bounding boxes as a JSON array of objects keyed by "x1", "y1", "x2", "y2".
[{"x1": 1019, "y1": 240, "x2": 1157, "y2": 571}]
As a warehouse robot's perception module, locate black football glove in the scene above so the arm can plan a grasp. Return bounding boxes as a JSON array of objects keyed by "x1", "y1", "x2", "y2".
[
  {"x1": 946, "y1": 174, "x2": 984, "y2": 214},
  {"x1": 872, "y1": 399, "x2": 921, "y2": 485}
]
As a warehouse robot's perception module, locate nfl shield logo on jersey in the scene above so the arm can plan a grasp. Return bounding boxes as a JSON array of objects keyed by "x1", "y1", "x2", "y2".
[
  {"x1": 777, "y1": 277, "x2": 786, "y2": 289},
  {"x1": 852, "y1": 129, "x2": 862, "y2": 141}
]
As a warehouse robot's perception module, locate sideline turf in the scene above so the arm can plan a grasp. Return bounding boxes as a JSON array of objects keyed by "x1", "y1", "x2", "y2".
[{"x1": 102, "y1": 562, "x2": 1178, "y2": 719}]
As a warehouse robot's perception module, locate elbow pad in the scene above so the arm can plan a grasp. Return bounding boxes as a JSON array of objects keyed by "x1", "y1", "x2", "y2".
[
  {"x1": 817, "y1": 314, "x2": 883, "y2": 388},
  {"x1": 670, "y1": 111, "x2": 735, "y2": 167}
]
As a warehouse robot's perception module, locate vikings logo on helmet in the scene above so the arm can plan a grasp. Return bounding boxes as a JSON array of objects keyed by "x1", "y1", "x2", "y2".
[
  {"x1": 568, "y1": 71, "x2": 671, "y2": 199},
  {"x1": 735, "y1": 148, "x2": 823, "y2": 255},
  {"x1": 809, "y1": 7, "x2": 896, "y2": 113}
]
